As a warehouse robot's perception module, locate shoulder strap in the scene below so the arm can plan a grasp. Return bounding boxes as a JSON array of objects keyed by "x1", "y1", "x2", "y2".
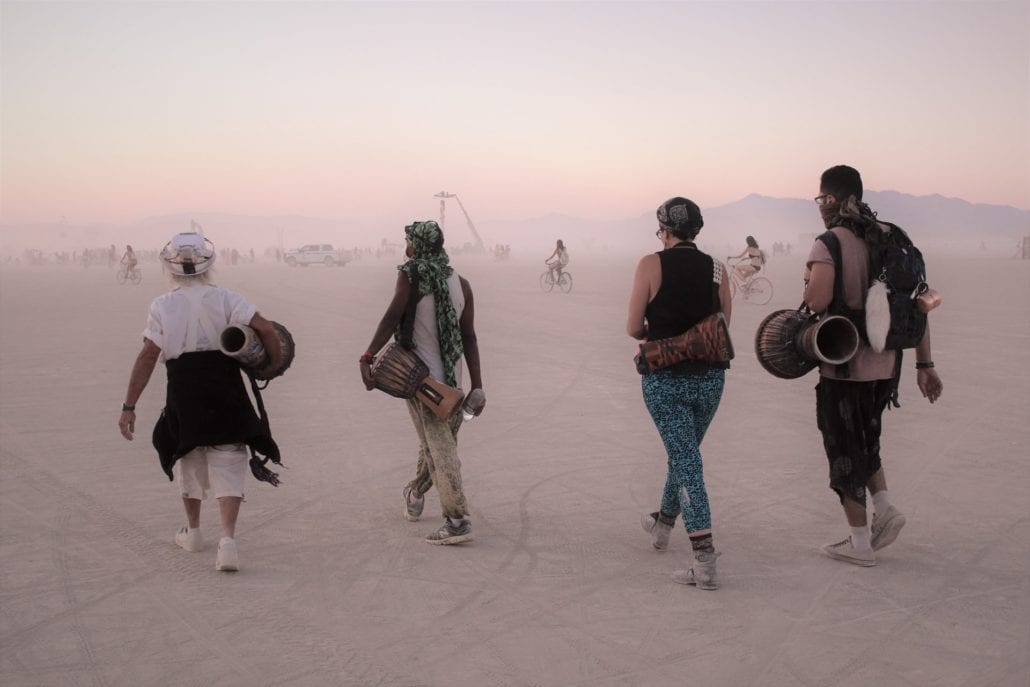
[
  {"x1": 815, "y1": 231, "x2": 847, "y2": 313},
  {"x1": 815, "y1": 230, "x2": 854, "y2": 378}
]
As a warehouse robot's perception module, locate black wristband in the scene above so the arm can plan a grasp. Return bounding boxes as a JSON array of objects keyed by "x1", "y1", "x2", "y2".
[
  {"x1": 122, "y1": 403, "x2": 136, "y2": 412},
  {"x1": 915, "y1": 361, "x2": 934, "y2": 370}
]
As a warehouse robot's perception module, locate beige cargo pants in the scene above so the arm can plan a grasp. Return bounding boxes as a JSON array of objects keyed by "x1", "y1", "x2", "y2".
[{"x1": 405, "y1": 399, "x2": 469, "y2": 520}]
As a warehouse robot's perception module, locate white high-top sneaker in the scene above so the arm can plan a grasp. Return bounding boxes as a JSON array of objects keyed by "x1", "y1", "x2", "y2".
[
  {"x1": 641, "y1": 512, "x2": 674, "y2": 550},
  {"x1": 216, "y1": 537, "x2": 239, "y2": 572},
  {"x1": 671, "y1": 551, "x2": 721, "y2": 590}
]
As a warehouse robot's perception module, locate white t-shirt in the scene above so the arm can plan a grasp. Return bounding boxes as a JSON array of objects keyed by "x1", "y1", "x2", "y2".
[
  {"x1": 143, "y1": 283, "x2": 257, "y2": 361},
  {"x1": 412, "y1": 272, "x2": 465, "y2": 386}
]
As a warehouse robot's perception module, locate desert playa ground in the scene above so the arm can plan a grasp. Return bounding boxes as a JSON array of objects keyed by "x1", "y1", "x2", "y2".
[{"x1": 1, "y1": 249, "x2": 1028, "y2": 686}]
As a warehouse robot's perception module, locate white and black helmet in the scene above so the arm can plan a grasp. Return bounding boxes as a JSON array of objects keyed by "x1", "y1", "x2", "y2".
[{"x1": 160, "y1": 232, "x2": 215, "y2": 275}]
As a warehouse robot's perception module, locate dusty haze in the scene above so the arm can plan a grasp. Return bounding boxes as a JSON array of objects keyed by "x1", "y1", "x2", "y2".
[{"x1": 0, "y1": 247, "x2": 1028, "y2": 685}]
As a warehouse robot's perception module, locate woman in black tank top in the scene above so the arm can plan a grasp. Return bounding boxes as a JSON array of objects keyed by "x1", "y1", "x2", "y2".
[{"x1": 626, "y1": 197, "x2": 732, "y2": 591}]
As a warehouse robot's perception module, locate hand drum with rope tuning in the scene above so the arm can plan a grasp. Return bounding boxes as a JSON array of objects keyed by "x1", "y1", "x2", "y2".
[{"x1": 372, "y1": 343, "x2": 465, "y2": 419}]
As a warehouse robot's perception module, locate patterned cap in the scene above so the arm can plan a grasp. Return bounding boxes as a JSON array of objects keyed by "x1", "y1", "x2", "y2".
[
  {"x1": 404, "y1": 221, "x2": 444, "y2": 257},
  {"x1": 656, "y1": 197, "x2": 703, "y2": 233}
]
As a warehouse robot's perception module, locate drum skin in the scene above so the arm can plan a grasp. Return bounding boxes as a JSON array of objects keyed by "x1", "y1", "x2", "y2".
[
  {"x1": 755, "y1": 310, "x2": 859, "y2": 379},
  {"x1": 754, "y1": 309, "x2": 818, "y2": 379}
]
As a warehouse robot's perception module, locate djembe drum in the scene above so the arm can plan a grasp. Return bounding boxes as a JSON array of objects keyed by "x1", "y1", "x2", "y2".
[
  {"x1": 635, "y1": 312, "x2": 734, "y2": 374},
  {"x1": 754, "y1": 308, "x2": 859, "y2": 379},
  {"x1": 219, "y1": 321, "x2": 296, "y2": 381},
  {"x1": 371, "y1": 343, "x2": 465, "y2": 419}
]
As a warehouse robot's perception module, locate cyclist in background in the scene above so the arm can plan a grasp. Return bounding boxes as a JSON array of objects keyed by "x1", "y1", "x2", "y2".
[
  {"x1": 545, "y1": 239, "x2": 569, "y2": 282},
  {"x1": 122, "y1": 245, "x2": 138, "y2": 273},
  {"x1": 728, "y1": 236, "x2": 764, "y2": 283}
]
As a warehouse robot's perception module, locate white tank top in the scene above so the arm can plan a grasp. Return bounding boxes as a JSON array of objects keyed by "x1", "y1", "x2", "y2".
[{"x1": 412, "y1": 272, "x2": 465, "y2": 386}]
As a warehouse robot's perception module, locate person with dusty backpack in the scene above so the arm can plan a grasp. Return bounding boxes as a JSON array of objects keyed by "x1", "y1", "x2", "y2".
[{"x1": 803, "y1": 165, "x2": 943, "y2": 567}]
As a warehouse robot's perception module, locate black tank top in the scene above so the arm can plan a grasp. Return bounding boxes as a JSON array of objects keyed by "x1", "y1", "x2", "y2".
[{"x1": 645, "y1": 243, "x2": 727, "y2": 372}]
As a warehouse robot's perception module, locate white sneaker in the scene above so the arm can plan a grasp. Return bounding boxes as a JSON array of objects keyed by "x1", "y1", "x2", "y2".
[
  {"x1": 871, "y1": 505, "x2": 906, "y2": 551},
  {"x1": 672, "y1": 551, "x2": 721, "y2": 590},
  {"x1": 822, "y1": 536, "x2": 876, "y2": 567},
  {"x1": 641, "y1": 512, "x2": 673, "y2": 550},
  {"x1": 175, "y1": 526, "x2": 203, "y2": 552},
  {"x1": 216, "y1": 537, "x2": 239, "y2": 572}
]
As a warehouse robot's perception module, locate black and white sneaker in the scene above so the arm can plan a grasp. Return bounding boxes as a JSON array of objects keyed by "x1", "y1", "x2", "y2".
[{"x1": 425, "y1": 518, "x2": 473, "y2": 545}]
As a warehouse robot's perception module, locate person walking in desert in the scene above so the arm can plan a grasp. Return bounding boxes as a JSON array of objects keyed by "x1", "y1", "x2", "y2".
[
  {"x1": 804, "y1": 165, "x2": 943, "y2": 567},
  {"x1": 627, "y1": 197, "x2": 732, "y2": 590},
  {"x1": 118, "y1": 231, "x2": 284, "y2": 572},
  {"x1": 359, "y1": 220, "x2": 486, "y2": 545}
]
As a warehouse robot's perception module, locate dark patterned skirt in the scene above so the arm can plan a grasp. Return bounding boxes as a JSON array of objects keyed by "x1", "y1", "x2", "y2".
[{"x1": 815, "y1": 376, "x2": 895, "y2": 506}]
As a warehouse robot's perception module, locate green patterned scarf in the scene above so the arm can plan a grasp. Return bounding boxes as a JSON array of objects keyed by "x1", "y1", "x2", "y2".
[{"x1": 398, "y1": 221, "x2": 464, "y2": 386}]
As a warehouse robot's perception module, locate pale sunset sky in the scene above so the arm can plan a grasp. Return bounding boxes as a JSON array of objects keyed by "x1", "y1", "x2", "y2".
[{"x1": 1, "y1": 0, "x2": 1027, "y2": 228}]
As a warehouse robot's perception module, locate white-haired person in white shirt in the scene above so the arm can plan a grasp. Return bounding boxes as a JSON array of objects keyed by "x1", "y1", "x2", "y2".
[{"x1": 118, "y1": 232, "x2": 284, "y2": 572}]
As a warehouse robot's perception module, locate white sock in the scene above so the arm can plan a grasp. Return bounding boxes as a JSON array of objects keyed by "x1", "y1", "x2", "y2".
[
  {"x1": 850, "y1": 525, "x2": 872, "y2": 551},
  {"x1": 872, "y1": 490, "x2": 892, "y2": 514},
  {"x1": 448, "y1": 516, "x2": 467, "y2": 527}
]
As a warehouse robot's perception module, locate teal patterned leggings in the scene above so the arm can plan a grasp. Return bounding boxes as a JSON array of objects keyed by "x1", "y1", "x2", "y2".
[{"x1": 642, "y1": 368, "x2": 725, "y2": 534}]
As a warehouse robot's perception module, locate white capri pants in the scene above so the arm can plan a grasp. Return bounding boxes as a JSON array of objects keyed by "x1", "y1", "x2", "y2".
[{"x1": 175, "y1": 443, "x2": 248, "y2": 500}]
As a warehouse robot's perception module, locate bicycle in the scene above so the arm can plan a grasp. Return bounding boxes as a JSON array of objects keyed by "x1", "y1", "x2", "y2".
[
  {"x1": 539, "y1": 267, "x2": 573, "y2": 293},
  {"x1": 726, "y1": 258, "x2": 772, "y2": 305},
  {"x1": 117, "y1": 265, "x2": 142, "y2": 285}
]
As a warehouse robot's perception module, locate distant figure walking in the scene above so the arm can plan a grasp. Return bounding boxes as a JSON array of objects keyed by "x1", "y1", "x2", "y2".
[
  {"x1": 359, "y1": 221, "x2": 485, "y2": 545},
  {"x1": 805, "y1": 165, "x2": 942, "y2": 567},
  {"x1": 626, "y1": 197, "x2": 732, "y2": 590},
  {"x1": 118, "y1": 231, "x2": 284, "y2": 572}
]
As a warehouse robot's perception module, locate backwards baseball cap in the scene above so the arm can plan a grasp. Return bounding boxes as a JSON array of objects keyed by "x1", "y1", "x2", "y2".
[
  {"x1": 656, "y1": 197, "x2": 703, "y2": 235},
  {"x1": 160, "y1": 231, "x2": 216, "y2": 275}
]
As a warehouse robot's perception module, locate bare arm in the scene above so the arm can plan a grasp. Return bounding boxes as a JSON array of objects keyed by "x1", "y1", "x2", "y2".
[
  {"x1": 119, "y1": 337, "x2": 161, "y2": 440},
  {"x1": 914, "y1": 322, "x2": 942, "y2": 403},
  {"x1": 718, "y1": 262, "x2": 732, "y2": 325},
  {"x1": 626, "y1": 255, "x2": 659, "y2": 339},
  {"x1": 458, "y1": 277, "x2": 486, "y2": 416},
  {"x1": 803, "y1": 261, "x2": 834, "y2": 312},
  {"x1": 360, "y1": 271, "x2": 411, "y2": 389},
  {"x1": 458, "y1": 277, "x2": 483, "y2": 390},
  {"x1": 247, "y1": 312, "x2": 282, "y2": 378}
]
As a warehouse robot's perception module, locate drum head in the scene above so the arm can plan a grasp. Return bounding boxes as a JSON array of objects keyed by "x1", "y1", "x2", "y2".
[{"x1": 754, "y1": 309, "x2": 817, "y2": 379}]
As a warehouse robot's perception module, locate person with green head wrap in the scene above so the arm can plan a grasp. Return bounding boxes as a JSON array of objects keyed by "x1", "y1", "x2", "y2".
[{"x1": 360, "y1": 220, "x2": 485, "y2": 545}]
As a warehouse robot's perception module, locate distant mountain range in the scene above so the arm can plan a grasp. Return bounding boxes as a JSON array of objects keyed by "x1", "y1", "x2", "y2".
[
  {"x1": 489, "y1": 191, "x2": 1030, "y2": 254},
  {"x1": 2, "y1": 191, "x2": 1027, "y2": 255}
]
